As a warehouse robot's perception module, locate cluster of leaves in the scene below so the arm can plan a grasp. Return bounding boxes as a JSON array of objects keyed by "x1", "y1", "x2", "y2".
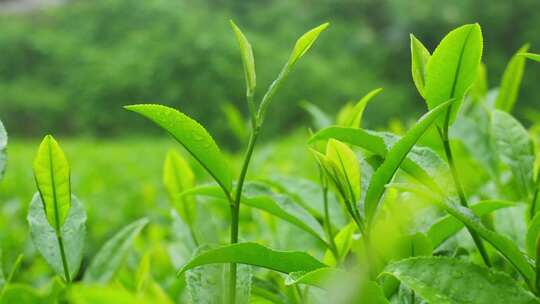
[{"x1": 3, "y1": 21, "x2": 540, "y2": 304}]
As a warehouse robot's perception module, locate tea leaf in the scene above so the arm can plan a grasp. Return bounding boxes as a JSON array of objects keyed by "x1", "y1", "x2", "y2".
[
  {"x1": 427, "y1": 200, "x2": 513, "y2": 248},
  {"x1": 492, "y1": 110, "x2": 535, "y2": 199},
  {"x1": 526, "y1": 212, "x2": 540, "y2": 257},
  {"x1": 125, "y1": 104, "x2": 232, "y2": 194},
  {"x1": 0, "y1": 120, "x2": 6, "y2": 180},
  {"x1": 28, "y1": 193, "x2": 86, "y2": 279},
  {"x1": 495, "y1": 44, "x2": 530, "y2": 112},
  {"x1": 309, "y1": 127, "x2": 447, "y2": 192},
  {"x1": 163, "y1": 149, "x2": 195, "y2": 201},
  {"x1": 424, "y1": 24, "x2": 483, "y2": 125},
  {"x1": 182, "y1": 184, "x2": 328, "y2": 245},
  {"x1": 285, "y1": 267, "x2": 346, "y2": 288},
  {"x1": 439, "y1": 197, "x2": 535, "y2": 286},
  {"x1": 325, "y1": 139, "x2": 361, "y2": 203},
  {"x1": 364, "y1": 100, "x2": 452, "y2": 222},
  {"x1": 257, "y1": 23, "x2": 328, "y2": 124},
  {"x1": 33, "y1": 135, "x2": 71, "y2": 230},
  {"x1": 84, "y1": 218, "x2": 148, "y2": 283},
  {"x1": 469, "y1": 63, "x2": 488, "y2": 102},
  {"x1": 323, "y1": 223, "x2": 356, "y2": 266},
  {"x1": 410, "y1": 34, "x2": 431, "y2": 98},
  {"x1": 177, "y1": 242, "x2": 326, "y2": 276},
  {"x1": 345, "y1": 88, "x2": 383, "y2": 128},
  {"x1": 230, "y1": 20, "x2": 256, "y2": 96},
  {"x1": 522, "y1": 53, "x2": 540, "y2": 62},
  {"x1": 288, "y1": 23, "x2": 329, "y2": 68},
  {"x1": 382, "y1": 257, "x2": 539, "y2": 304}
]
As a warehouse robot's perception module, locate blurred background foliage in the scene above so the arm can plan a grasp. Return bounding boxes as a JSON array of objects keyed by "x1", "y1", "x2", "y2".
[{"x1": 1, "y1": 0, "x2": 539, "y2": 146}]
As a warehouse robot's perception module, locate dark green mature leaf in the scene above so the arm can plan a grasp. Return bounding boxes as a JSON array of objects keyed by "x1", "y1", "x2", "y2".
[
  {"x1": 177, "y1": 243, "x2": 326, "y2": 276},
  {"x1": 28, "y1": 194, "x2": 86, "y2": 279},
  {"x1": 382, "y1": 257, "x2": 539, "y2": 304},
  {"x1": 410, "y1": 34, "x2": 431, "y2": 98},
  {"x1": 427, "y1": 200, "x2": 513, "y2": 248},
  {"x1": 492, "y1": 110, "x2": 535, "y2": 199},
  {"x1": 84, "y1": 218, "x2": 148, "y2": 283},
  {"x1": 285, "y1": 268, "x2": 346, "y2": 288},
  {"x1": 0, "y1": 120, "x2": 6, "y2": 180},
  {"x1": 439, "y1": 197, "x2": 535, "y2": 286},
  {"x1": 125, "y1": 104, "x2": 232, "y2": 194},
  {"x1": 522, "y1": 53, "x2": 540, "y2": 62},
  {"x1": 182, "y1": 184, "x2": 328, "y2": 245},
  {"x1": 424, "y1": 24, "x2": 483, "y2": 125},
  {"x1": 526, "y1": 212, "x2": 540, "y2": 257},
  {"x1": 364, "y1": 100, "x2": 452, "y2": 222},
  {"x1": 344, "y1": 88, "x2": 383, "y2": 128},
  {"x1": 33, "y1": 135, "x2": 71, "y2": 230},
  {"x1": 230, "y1": 20, "x2": 256, "y2": 96},
  {"x1": 495, "y1": 44, "x2": 530, "y2": 112}
]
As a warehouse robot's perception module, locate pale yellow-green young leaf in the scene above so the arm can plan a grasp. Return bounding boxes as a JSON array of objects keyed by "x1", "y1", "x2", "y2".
[
  {"x1": 33, "y1": 135, "x2": 71, "y2": 231},
  {"x1": 521, "y1": 52, "x2": 540, "y2": 62},
  {"x1": 424, "y1": 24, "x2": 483, "y2": 126},
  {"x1": 288, "y1": 22, "x2": 330, "y2": 68},
  {"x1": 495, "y1": 43, "x2": 530, "y2": 112},
  {"x1": 230, "y1": 20, "x2": 256, "y2": 95},
  {"x1": 323, "y1": 222, "x2": 356, "y2": 266},
  {"x1": 469, "y1": 62, "x2": 488, "y2": 103},
  {"x1": 163, "y1": 149, "x2": 195, "y2": 202},
  {"x1": 345, "y1": 88, "x2": 383, "y2": 128},
  {"x1": 336, "y1": 102, "x2": 354, "y2": 126},
  {"x1": 326, "y1": 139, "x2": 361, "y2": 203},
  {"x1": 410, "y1": 34, "x2": 431, "y2": 98}
]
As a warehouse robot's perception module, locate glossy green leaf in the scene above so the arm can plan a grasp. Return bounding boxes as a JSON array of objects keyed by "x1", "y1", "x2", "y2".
[
  {"x1": 300, "y1": 100, "x2": 332, "y2": 130},
  {"x1": 84, "y1": 218, "x2": 148, "y2": 283},
  {"x1": 495, "y1": 44, "x2": 530, "y2": 112},
  {"x1": 424, "y1": 24, "x2": 483, "y2": 125},
  {"x1": 522, "y1": 53, "x2": 540, "y2": 62},
  {"x1": 230, "y1": 20, "x2": 256, "y2": 95},
  {"x1": 492, "y1": 110, "x2": 535, "y2": 199},
  {"x1": 382, "y1": 257, "x2": 539, "y2": 304},
  {"x1": 285, "y1": 267, "x2": 346, "y2": 288},
  {"x1": 33, "y1": 135, "x2": 71, "y2": 230},
  {"x1": 125, "y1": 104, "x2": 232, "y2": 194},
  {"x1": 526, "y1": 212, "x2": 540, "y2": 257},
  {"x1": 0, "y1": 120, "x2": 6, "y2": 180},
  {"x1": 28, "y1": 193, "x2": 86, "y2": 280},
  {"x1": 344, "y1": 88, "x2": 383, "y2": 128},
  {"x1": 182, "y1": 184, "x2": 328, "y2": 245},
  {"x1": 364, "y1": 100, "x2": 452, "y2": 222},
  {"x1": 177, "y1": 242, "x2": 326, "y2": 276},
  {"x1": 326, "y1": 139, "x2": 361, "y2": 203},
  {"x1": 288, "y1": 23, "x2": 329, "y2": 68},
  {"x1": 427, "y1": 200, "x2": 513, "y2": 248},
  {"x1": 410, "y1": 34, "x2": 431, "y2": 98},
  {"x1": 439, "y1": 197, "x2": 535, "y2": 286}
]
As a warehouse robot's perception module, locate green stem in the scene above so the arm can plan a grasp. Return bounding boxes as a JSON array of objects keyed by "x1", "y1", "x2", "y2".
[
  {"x1": 530, "y1": 175, "x2": 540, "y2": 220},
  {"x1": 56, "y1": 232, "x2": 71, "y2": 283},
  {"x1": 321, "y1": 176, "x2": 339, "y2": 260},
  {"x1": 229, "y1": 129, "x2": 259, "y2": 304},
  {"x1": 438, "y1": 126, "x2": 492, "y2": 267}
]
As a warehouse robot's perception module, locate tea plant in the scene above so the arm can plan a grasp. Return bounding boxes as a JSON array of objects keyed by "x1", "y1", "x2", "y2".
[{"x1": 2, "y1": 21, "x2": 540, "y2": 304}]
